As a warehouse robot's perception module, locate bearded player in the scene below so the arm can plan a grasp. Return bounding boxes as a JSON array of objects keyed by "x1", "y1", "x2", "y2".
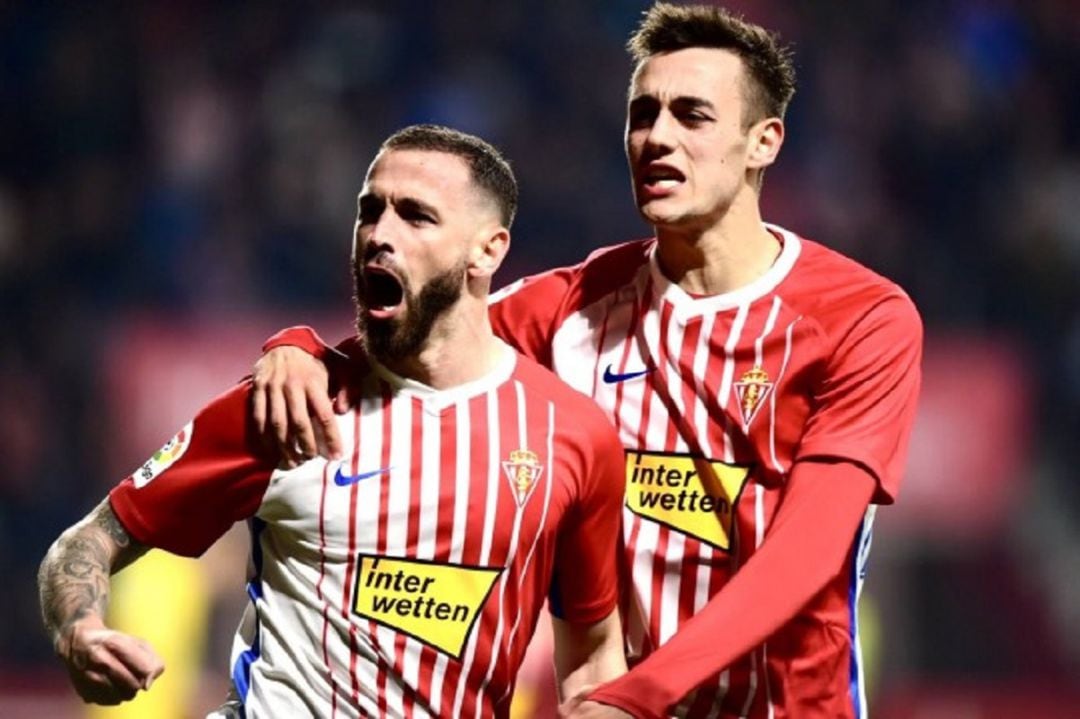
[{"x1": 38, "y1": 125, "x2": 627, "y2": 717}]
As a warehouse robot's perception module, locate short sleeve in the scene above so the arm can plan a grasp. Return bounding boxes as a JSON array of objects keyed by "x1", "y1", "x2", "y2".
[
  {"x1": 548, "y1": 413, "x2": 625, "y2": 623},
  {"x1": 109, "y1": 381, "x2": 278, "y2": 557},
  {"x1": 262, "y1": 325, "x2": 329, "y2": 359},
  {"x1": 489, "y1": 268, "x2": 575, "y2": 368},
  {"x1": 796, "y1": 293, "x2": 923, "y2": 504}
]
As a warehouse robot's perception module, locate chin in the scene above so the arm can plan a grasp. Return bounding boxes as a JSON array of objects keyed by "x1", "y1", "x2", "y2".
[{"x1": 639, "y1": 204, "x2": 690, "y2": 228}]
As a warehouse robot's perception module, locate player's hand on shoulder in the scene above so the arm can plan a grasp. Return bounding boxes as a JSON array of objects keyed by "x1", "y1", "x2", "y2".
[
  {"x1": 252, "y1": 345, "x2": 347, "y2": 467},
  {"x1": 59, "y1": 616, "x2": 164, "y2": 705}
]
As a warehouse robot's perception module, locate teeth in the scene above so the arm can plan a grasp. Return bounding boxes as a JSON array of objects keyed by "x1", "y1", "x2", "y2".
[{"x1": 647, "y1": 178, "x2": 680, "y2": 187}]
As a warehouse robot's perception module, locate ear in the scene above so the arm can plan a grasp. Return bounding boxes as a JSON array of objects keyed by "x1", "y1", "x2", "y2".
[
  {"x1": 468, "y1": 226, "x2": 510, "y2": 279},
  {"x1": 746, "y1": 117, "x2": 784, "y2": 171}
]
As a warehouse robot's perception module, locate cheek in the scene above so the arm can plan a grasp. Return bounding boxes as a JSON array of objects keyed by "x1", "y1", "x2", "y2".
[
  {"x1": 691, "y1": 144, "x2": 741, "y2": 181},
  {"x1": 355, "y1": 226, "x2": 375, "y2": 250}
]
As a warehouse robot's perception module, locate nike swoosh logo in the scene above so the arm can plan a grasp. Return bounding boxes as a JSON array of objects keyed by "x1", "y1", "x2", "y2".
[
  {"x1": 602, "y1": 364, "x2": 654, "y2": 384},
  {"x1": 334, "y1": 465, "x2": 392, "y2": 486}
]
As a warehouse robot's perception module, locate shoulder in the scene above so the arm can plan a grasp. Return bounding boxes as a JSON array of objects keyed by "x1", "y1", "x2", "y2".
[
  {"x1": 191, "y1": 381, "x2": 258, "y2": 441},
  {"x1": 781, "y1": 232, "x2": 921, "y2": 341},
  {"x1": 161, "y1": 380, "x2": 277, "y2": 468},
  {"x1": 491, "y1": 238, "x2": 653, "y2": 312},
  {"x1": 574, "y1": 238, "x2": 654, "y2": 294}
]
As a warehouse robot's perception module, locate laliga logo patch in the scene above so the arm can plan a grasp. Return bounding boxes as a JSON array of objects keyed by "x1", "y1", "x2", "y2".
[
  {"x1": 502, "y1": 448, "x2": 544, "y2": 508},
  {"x1": 733, "y1": 365, "x2": 774, "y2": 429},
  {"x1": 624, "y1": 450, "x2": 751, "y2": 551},
  {"x1": 134, "y1": 421, "x2": 194, "y2": 488},
  {"x1": 353, "y1": 555, "x2": 502, "y2": 659}
]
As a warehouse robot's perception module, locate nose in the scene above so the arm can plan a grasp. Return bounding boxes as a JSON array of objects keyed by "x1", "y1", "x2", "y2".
[
  {"x1": 364, "y1": 209, "x2": 402, "y2": 251},
  {"x1": 643, "y1": 108, "x2": 677, "y2": 154},
  {"x1": 355, "y1": 217, "x2": 395, "y2": 265}
]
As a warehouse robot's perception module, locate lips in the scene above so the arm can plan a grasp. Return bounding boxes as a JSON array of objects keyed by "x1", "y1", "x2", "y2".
[
  {"x1": 640, "y1": 163, "x2": 684, "y2": 198},
  {"x1": 361, "y1": 264, "x2": 405, "y2": 319}
]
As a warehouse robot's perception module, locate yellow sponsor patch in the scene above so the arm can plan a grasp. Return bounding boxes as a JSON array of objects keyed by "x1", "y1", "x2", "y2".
[
  {"x1": 353, "y1": 555, "x2": 502, "y2": 659},
  {"x1": 624, "y1": 451, "x2": 751, "y2": 551}
]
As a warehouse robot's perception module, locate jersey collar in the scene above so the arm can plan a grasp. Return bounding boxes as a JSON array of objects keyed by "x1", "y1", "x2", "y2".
[
  {"x1": 368, "y1": 340, "x2": 518, "y2": 412},
  {"x1": 646, "y1": 223, "x2": 802, "y2": 317}
]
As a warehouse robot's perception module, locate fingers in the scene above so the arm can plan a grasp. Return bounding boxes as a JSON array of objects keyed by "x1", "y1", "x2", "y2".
[
  {"x1": 310, "y1": 383, "x2": 343, "y2": 461},
  {"x1": 94, "y1": 651, "x2": 142, "y2": 697},
  {"x1": 267, "y1": 375, "x2": 297, "y2": 467},
  {"x1": 251, "y1": 379, "x2": 268, "y2": 435},
  {"x1": 253, "y1": 347, "x2": 342, "y2": 467},
  {"x1": 109, "y1": 633, "x2": 165, "y2": 690},
  {"x1": 333, "y1": 385, "x2": 353, "y2": 416},
  {"x1": 284, "y1": 382, "x2": 319, "y2": 463},
  {"x1": 67, "y1": 630, "x2": 164, "y2": 705},
  {"x1": 70, "y1": 664, "x2": 132, "y2": 705}
]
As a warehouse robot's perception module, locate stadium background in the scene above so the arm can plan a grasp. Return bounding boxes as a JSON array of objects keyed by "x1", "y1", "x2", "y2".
[{"x1": 1, "y1": 1, "x2": 1078, "y2": 716}]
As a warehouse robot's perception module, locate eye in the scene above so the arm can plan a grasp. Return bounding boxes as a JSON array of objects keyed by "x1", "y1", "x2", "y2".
[
  {"x1": 357, "y1": 197, "x2": 383, "y2": 225},
  {"x1": 628, "y1": 106, "x2": 657, "y2": 131},
  {"x1": 677, "y1": 109, "x2": 712, "y2": 127},
  {"x1": 627, "y1": 98, "x2": 659, "y2": 131},
  {"x1": 402, "y1": 208, "x2": 435, "y2": 226}
]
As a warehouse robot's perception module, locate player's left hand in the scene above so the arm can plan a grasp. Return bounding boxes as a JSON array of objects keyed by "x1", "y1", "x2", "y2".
[{"x1": 559, "y1": 698, "x2": 633, "y2": 718}]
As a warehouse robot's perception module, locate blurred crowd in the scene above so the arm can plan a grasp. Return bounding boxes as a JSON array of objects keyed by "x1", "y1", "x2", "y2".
[{"x1": 2, "y1": 0, "x2": 1078, "y2": 712}]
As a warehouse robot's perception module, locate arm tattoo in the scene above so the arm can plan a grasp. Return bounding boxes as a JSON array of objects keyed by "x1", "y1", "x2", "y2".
[
  {"x1": 99, "y1": 506, "x2": 131, "y2": 549},
  {"x1": 37, "y1": 500, "x2": 147, "y2": 649}
]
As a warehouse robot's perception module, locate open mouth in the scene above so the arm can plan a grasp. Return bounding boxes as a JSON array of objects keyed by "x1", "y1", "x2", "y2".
[
  {"x1": 362, "y1": 265, "x2": 405, "y2": 319},
  {"x1": 643, "y1": 165, "x2": 685, "y2": 190}
]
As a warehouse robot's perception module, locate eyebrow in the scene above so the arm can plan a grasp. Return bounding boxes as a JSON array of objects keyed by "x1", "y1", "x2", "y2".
[
  {"x1": 671, "y1": 96, "x2": 716, "y2": 112},
  {"x1": 357, "y1": 192, "x2": 441, "y2": 220},
  {"x1": 357, "y1": 192, "x2": 382, "y2": 213},
  {"x1": 395, "y1": 196, "x2": 440, "y2": 220},
  {"x1": 629, "y1": 94, "x2": 716, "y2": 112}
]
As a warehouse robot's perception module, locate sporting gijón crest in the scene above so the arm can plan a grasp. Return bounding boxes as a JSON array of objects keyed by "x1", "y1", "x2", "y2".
[
  {"x1": 502, "y1": 449, "x2": 544, "y2": 507},
  {"x1": 733, "y1": 365, "x2": 774, "y2": 429}
]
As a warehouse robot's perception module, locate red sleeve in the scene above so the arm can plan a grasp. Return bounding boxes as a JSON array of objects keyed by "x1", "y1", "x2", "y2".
[
  {"x1": 548, "y1": 410, "x2": 625, "y2": 624},
  {"x1": 798, "y1": 293, "x2": 923, "y2": 504},
  {"x1": 261, "y1": 325, "x2": 356, "y2": 394},
  {"x1": 262, "y1": 325, "x2": 330, "y2": 360},
  {"x1": 586, "y1": 460, "x2": 875, "y2": 718},
  {"x1": 108, "y1": 382, "x2": 279, "y2": 557},
  {"x1": 488, "y1": 268, "x2": 576, "y2": 369}
]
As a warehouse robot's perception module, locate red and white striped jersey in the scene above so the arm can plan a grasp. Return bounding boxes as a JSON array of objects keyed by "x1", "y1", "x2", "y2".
[
  {"x1": 109, "y1": 344, "x2": 625, "y2": 719},
  {"x1": 489, "y1": 225, "x2": 923, "y2": 717}
]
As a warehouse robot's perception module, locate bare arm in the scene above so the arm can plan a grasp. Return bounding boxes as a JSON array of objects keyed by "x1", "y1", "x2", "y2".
[
  {"x1": 38, "y1": 499, "x2": 164, "y2": 705},
  {"x1": 553, "y1": 610, "x2": 627, "y2": 708}
]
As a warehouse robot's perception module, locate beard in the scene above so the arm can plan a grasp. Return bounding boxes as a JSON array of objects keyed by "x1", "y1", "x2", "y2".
[{"x1": 353, "y1": 258, "x2": 467, "y2": 363}]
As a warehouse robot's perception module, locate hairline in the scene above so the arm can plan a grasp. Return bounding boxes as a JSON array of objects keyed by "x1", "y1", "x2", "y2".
[
  {"x1": 367, "y1": 147, "x2": 505, "y2": 225},
  {"x1": 628, "y1": 47, "x2": 765, "y2": 129}
]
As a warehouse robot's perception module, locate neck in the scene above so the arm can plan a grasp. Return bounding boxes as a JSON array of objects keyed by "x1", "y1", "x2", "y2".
[
  {"x1": 380, "y1": 298, "x2": 504, "y2": 390},
  {"x1": 654, "y1": 191, "x2": 780, "y2": 296}
]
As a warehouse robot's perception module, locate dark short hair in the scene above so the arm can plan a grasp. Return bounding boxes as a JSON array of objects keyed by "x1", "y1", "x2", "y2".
[
  {"x1": 381, "y1": 124, "x2": 518, "y2": 227},
  {"x1": 628, "y1": 3, "x2": 796, "y2": 124}
]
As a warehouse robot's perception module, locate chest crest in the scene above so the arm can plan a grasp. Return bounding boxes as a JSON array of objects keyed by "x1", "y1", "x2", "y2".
[
  {"x1": 733, "y1": 365, "x2": 774, "y2": 430},
  {"x1": 502, "y1": 448, "x2": 545, "y2": 508}
]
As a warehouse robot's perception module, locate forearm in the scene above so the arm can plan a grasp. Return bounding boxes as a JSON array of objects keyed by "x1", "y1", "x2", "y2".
[
  {"x1": 554, "y1": 610, "x2": 627, "y2": 701},
  {"x1": 38, "y1": 500, "x2": 146, "y2": 652},
  {"x1": 589, "y1": 461, "x2": 875, "y2": 717}
]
